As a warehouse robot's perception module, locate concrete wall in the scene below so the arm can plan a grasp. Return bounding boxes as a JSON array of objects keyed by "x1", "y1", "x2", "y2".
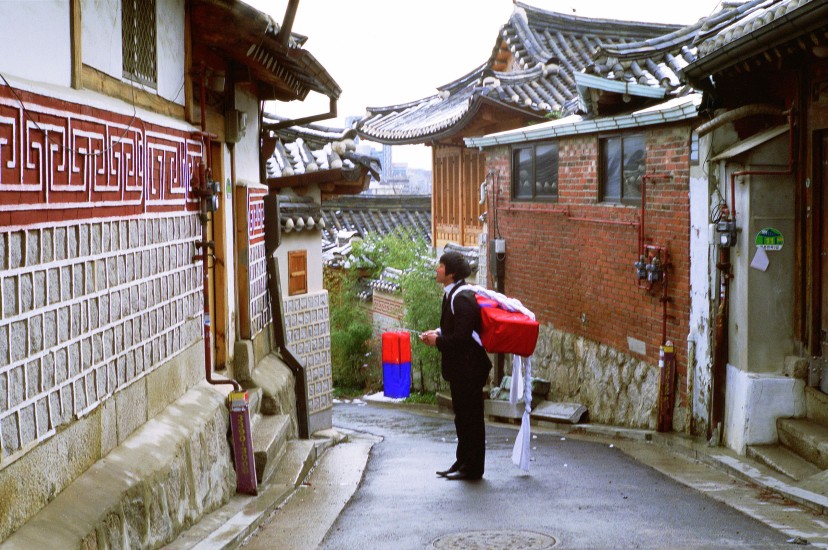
[
  {"x1": 726, "y1": 134, "x2": 796, "y2": 373},
  {"x1": 724, "y1": 363, "x2": 805, "y2": 454},
  {"x1": 0, "y1": 0, "x2": 71, "y2": 86}
]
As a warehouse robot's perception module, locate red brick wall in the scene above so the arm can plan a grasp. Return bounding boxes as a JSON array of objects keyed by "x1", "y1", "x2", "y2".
[{"x1": 487, "y1": 124, "x2": 692, "y2": 405}]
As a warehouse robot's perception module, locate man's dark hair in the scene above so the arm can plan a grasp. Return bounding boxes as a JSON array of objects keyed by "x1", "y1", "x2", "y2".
[{"x1": 439, "y1": 251, "x2": 471, "y2": 281}]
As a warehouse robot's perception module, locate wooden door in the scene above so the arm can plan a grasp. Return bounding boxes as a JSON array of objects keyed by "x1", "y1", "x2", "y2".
[{"x1": 820, "y1": 132, "x2": 828, "y2": 353}]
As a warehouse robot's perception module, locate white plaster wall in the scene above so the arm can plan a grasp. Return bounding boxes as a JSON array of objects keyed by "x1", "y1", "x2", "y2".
[
  {"x1": 157, "y1": 0, "x2": 185, "y2": 104},
  {"x1": 688, "y1": 132, "x2": 714, "y2": 434},
  {"x1": 82, "y1": 0, "x2": 185, "y2": 105},
  {"x1": 234, "y1": 87, "x2": 261, "y2": 182},
  {"x1": 724, "y1": 363, "x2": 805, "y2": 454},
  {"x1": 0, "y1": 0, "x2": 71, "y2": 86},
  {"x1": 277, "y1": 229, "x2": 324, "y2": 293},
  {"x1": 82, "y1": 0, "x2": 121, "y2": 81}
]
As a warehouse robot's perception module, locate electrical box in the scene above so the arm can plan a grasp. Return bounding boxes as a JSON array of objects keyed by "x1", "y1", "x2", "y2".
[
  {"x1": 716, "y1": 219, "x2": 737, "y2": 247},
  {"x1": 493, "y1": 239, "x2": 506, "y2": 254}
]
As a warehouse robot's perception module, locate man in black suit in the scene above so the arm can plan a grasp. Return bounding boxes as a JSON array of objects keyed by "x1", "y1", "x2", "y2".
[{"x1": 420, "y1": 252, "x2": 492, "y2": 481}]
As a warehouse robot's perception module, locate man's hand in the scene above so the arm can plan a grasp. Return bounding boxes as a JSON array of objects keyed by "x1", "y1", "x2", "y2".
[{"x1": 419, "y1": 330, "x2": 438, "y2": 347}]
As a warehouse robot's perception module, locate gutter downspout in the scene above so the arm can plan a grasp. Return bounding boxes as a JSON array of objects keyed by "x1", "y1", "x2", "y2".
[{"x1": 276, "y1": 0, "x2": 299, "y2": 47}]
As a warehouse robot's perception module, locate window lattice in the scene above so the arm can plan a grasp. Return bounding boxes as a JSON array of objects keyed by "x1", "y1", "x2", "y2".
[{"x1": 122, "y1": 0, "x2": 157, "y2": 87}]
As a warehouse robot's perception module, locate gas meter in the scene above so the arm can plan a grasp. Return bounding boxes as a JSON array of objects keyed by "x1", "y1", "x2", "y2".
[{"x1": 716, "y1": 218, "x2": 737, "y2": 248}]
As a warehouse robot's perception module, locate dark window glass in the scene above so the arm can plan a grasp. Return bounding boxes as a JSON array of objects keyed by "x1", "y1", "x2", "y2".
[
  {"x1": 511, "y1": 142, "x2": 558, "y2": 201},
  {"x1": 513, "y1": 147, "x2": 533, "y2": 199},
  {"x1": 535, "y1": 144, "x2": 558, "y2": 198},
  {"x1": 601, "y1": 134, "x2": 644, "y2": 204}
]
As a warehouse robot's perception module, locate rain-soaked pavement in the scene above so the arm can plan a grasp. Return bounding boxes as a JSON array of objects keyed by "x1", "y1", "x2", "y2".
[
  {"x1": 241, "y1": 400, "x2": 827, "y2": 549},
  {"x1": 311, "y1": 402, "x2": 795, "y2": 549}
]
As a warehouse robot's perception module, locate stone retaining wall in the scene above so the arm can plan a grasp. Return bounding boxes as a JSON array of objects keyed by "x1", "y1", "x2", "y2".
[{"x1": 531, "y1": 326, "x2": 659, "y2": 429}]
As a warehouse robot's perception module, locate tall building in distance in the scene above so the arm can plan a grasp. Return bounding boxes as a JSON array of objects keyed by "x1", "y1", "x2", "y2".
[{"x1": 346, "y1": 115, "x2": 432, "y2": 195}]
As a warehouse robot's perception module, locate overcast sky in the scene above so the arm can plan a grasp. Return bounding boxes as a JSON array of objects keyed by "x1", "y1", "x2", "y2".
[{"x1": 245, "y1": 0, "x2": 723, "y2": 169}]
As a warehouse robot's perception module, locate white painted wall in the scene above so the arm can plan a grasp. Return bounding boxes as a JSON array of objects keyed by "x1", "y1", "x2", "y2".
[
  {"x1": 234, "y1": 87, "x2": 261, "y2": 182},
  {"x1": 688, "y1": 132, "x2": 714, "y2": 433},
  {"x1": 724, "y1": 363, "x2": 805, "y2": 454},
  {"x1": 157, "y1": 0, "x2": 185, "y2": 104},
  {"x1": 277, "y1": 226, "x2": 324, "y2": 293},
  {"x1": 82, "y1": 0, "x2": 185, "y2": 105},
  {"x1": 0, "y1": 0, "x2": 71, "y2": 86}
]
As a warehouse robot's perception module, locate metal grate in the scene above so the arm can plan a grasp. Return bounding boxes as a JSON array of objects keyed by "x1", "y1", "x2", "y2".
[{"x1": 122, "y1": 0, "x2": 157, "y2": 87}]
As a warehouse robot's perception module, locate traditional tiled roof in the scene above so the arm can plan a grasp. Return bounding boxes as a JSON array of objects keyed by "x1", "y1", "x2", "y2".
[
  {"x1": 262, "y1": 117, "x2": 380, "y2": 197},
  {"x1": 356, "y1": 2, "x2": 680, "y2": 144},
  {"x1": 320, "y1": 195, "x2": 431, "y2": 247},
  {"x1": 685, "y1": 0, "x2": 828, "y2": 78},
  {"x1": 192, "y1": 0, "x2": 340, "y2": 101},
  {"x1": 278, "y1": 195, "x2": 324, "y2": 235}
]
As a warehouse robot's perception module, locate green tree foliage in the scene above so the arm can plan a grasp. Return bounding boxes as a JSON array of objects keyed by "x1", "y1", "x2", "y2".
[
  {"x1": 342, "y1": 229, "x2": 445, "y2": 392},
  {"x1": 326, "y1": 268, "x2": 375, "y2": 391}
]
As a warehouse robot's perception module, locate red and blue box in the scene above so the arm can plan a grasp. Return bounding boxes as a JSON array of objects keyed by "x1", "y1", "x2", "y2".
[{"x1": 382, "y1": 331, "x2": 412, "y2": 398}]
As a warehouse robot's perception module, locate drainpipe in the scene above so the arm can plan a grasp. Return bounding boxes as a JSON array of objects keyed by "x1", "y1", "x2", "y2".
[{"x1": 276, "y1": 0, "x2": 299, "y2": 47}]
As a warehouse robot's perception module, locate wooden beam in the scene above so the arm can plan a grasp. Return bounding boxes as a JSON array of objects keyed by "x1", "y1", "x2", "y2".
[
  {"x1": 70, "y1": 0, "x2": 82, "y2": 89},
  {"x1": 81, "y1": 65, "x2": 186, "y2": 119}
]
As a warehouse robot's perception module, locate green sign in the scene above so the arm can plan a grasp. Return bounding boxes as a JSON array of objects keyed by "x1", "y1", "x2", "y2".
[{"x1": 755, "y1": 227, "x2": 783, "y2": 251}]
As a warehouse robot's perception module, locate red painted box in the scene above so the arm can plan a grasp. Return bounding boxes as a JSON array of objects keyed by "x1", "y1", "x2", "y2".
[{"x1": 476, "y1": 296, "x2": 540, "y2": 357}]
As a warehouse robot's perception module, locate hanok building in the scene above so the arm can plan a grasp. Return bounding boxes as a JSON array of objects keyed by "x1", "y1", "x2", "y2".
[{"x1": 356, "y1": 2, "x2": 682, "y2": 250}]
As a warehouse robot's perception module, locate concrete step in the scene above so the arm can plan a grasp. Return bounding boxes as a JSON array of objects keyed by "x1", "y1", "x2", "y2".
[
  {"x1": 806, "y1": 386, "x2": 828, "y2": 428},
  {"x1": 746, "y1": 444, "x2": 822, "y2": 481},
  {"x1": 778, "y1": 417, "x2": 828, "y2": 470},
  {"x1": 252, "y1": 413, "x2": 291, "y2": 485},
  {"x1": 272, "y1": 439, "x2": 319, "y2": 488},
  {"x1": 796, "y1": 468, "x2": 828, "y2": 498}
]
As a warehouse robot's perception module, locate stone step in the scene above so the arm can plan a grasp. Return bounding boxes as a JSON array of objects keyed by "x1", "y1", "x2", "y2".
[
  {"x1": 272, "y1": 440, "x2": 319, "y2": 488},
  {"x1": 252, "y1": 413, "x2": 291, "y2": 485},
  {"x1": 806, "y1": 386, "x2": 828, "y2": 428},
  {"x1": 532, "y1": 401, "x2": 587, "y2": 424},
  {"x1": 746, "y1": 444, "x2": 822, "y2": 481},
  {"x1": 777, "y1": 417, "x2": 828, "y2": 470}
]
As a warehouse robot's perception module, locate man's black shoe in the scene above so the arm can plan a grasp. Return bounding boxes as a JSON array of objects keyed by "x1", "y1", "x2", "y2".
[
  {"x1": 436, "y1": 463, "x2": 461, "y2": 477},
  {"x1": 443, "y1": 470, "x2": 482, "y2": 481}
]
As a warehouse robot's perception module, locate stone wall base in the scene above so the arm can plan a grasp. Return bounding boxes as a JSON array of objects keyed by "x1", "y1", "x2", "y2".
[
  {"x1": 530, "y1": 326, "x2": 659, "y2": 429},
  {"x1": 2, "y1": 381, "x2": 234, "y2": 549}
]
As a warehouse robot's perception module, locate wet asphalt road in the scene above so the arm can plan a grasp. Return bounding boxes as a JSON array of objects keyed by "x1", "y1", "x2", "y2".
[{"x1": 319, "y1": 402, "x2": 792, "y2": 550}]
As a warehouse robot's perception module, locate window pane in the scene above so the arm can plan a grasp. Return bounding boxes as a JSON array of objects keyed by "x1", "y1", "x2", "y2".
[
  {"x1": 602, "y1": 137, "x2": 621, "y2": 202},
  {"x1": 513, "y1": 148, "x2": 533, "y2": 199},
  {"x1": 535, "y1": 143, "x2": 558, "y2": 198},
  {"x1": 622, "y1": 134, "x2": 645, "y2": 200}
]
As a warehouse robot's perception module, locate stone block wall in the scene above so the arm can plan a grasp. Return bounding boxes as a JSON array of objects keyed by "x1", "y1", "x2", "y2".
[
  {"x1": 532, "y1": 326, "x2": 658, "y2": 428},
  {"x1": 0, "y1": 214, "x2": 203, "y2": 463},
  {"x1": 284, "y1": 290, "x2": 332, "y2": 416}
]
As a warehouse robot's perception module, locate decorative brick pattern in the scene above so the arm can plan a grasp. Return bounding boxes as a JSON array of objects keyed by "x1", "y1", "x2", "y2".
[
  {"x1": 246, "y1": 186, "x2": 269, "y2": 337},
  {"x1": 0, "y1": 90, "x2": 202, "y2": 226},
  {"x1": 284, "y1": 291, "x2": 331, "y2": 415},
  {"x1": 0, "y1": 213, "x2": 202, "y2": 461}
]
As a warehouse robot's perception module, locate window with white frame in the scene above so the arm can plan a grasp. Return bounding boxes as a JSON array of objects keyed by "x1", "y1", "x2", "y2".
[
  {"x1": 512, "y1": 142, "x2": 559, "y2": 201},
  {"x1": 600, "y1": 133, "x2": 645, "y2": 204},
  {"x1": 122, "y1": 0, "x2": 157, "y2": 87}
]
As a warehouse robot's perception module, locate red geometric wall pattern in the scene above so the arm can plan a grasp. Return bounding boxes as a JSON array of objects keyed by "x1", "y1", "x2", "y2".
[{"x1": 0, "y1": 88, "x2": 204, "y2": 462}]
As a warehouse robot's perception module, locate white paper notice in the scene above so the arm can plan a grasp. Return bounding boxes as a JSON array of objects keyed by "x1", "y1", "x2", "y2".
[{"x1": 750, "y1": 247, "x2": 769, "y2": 271}]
